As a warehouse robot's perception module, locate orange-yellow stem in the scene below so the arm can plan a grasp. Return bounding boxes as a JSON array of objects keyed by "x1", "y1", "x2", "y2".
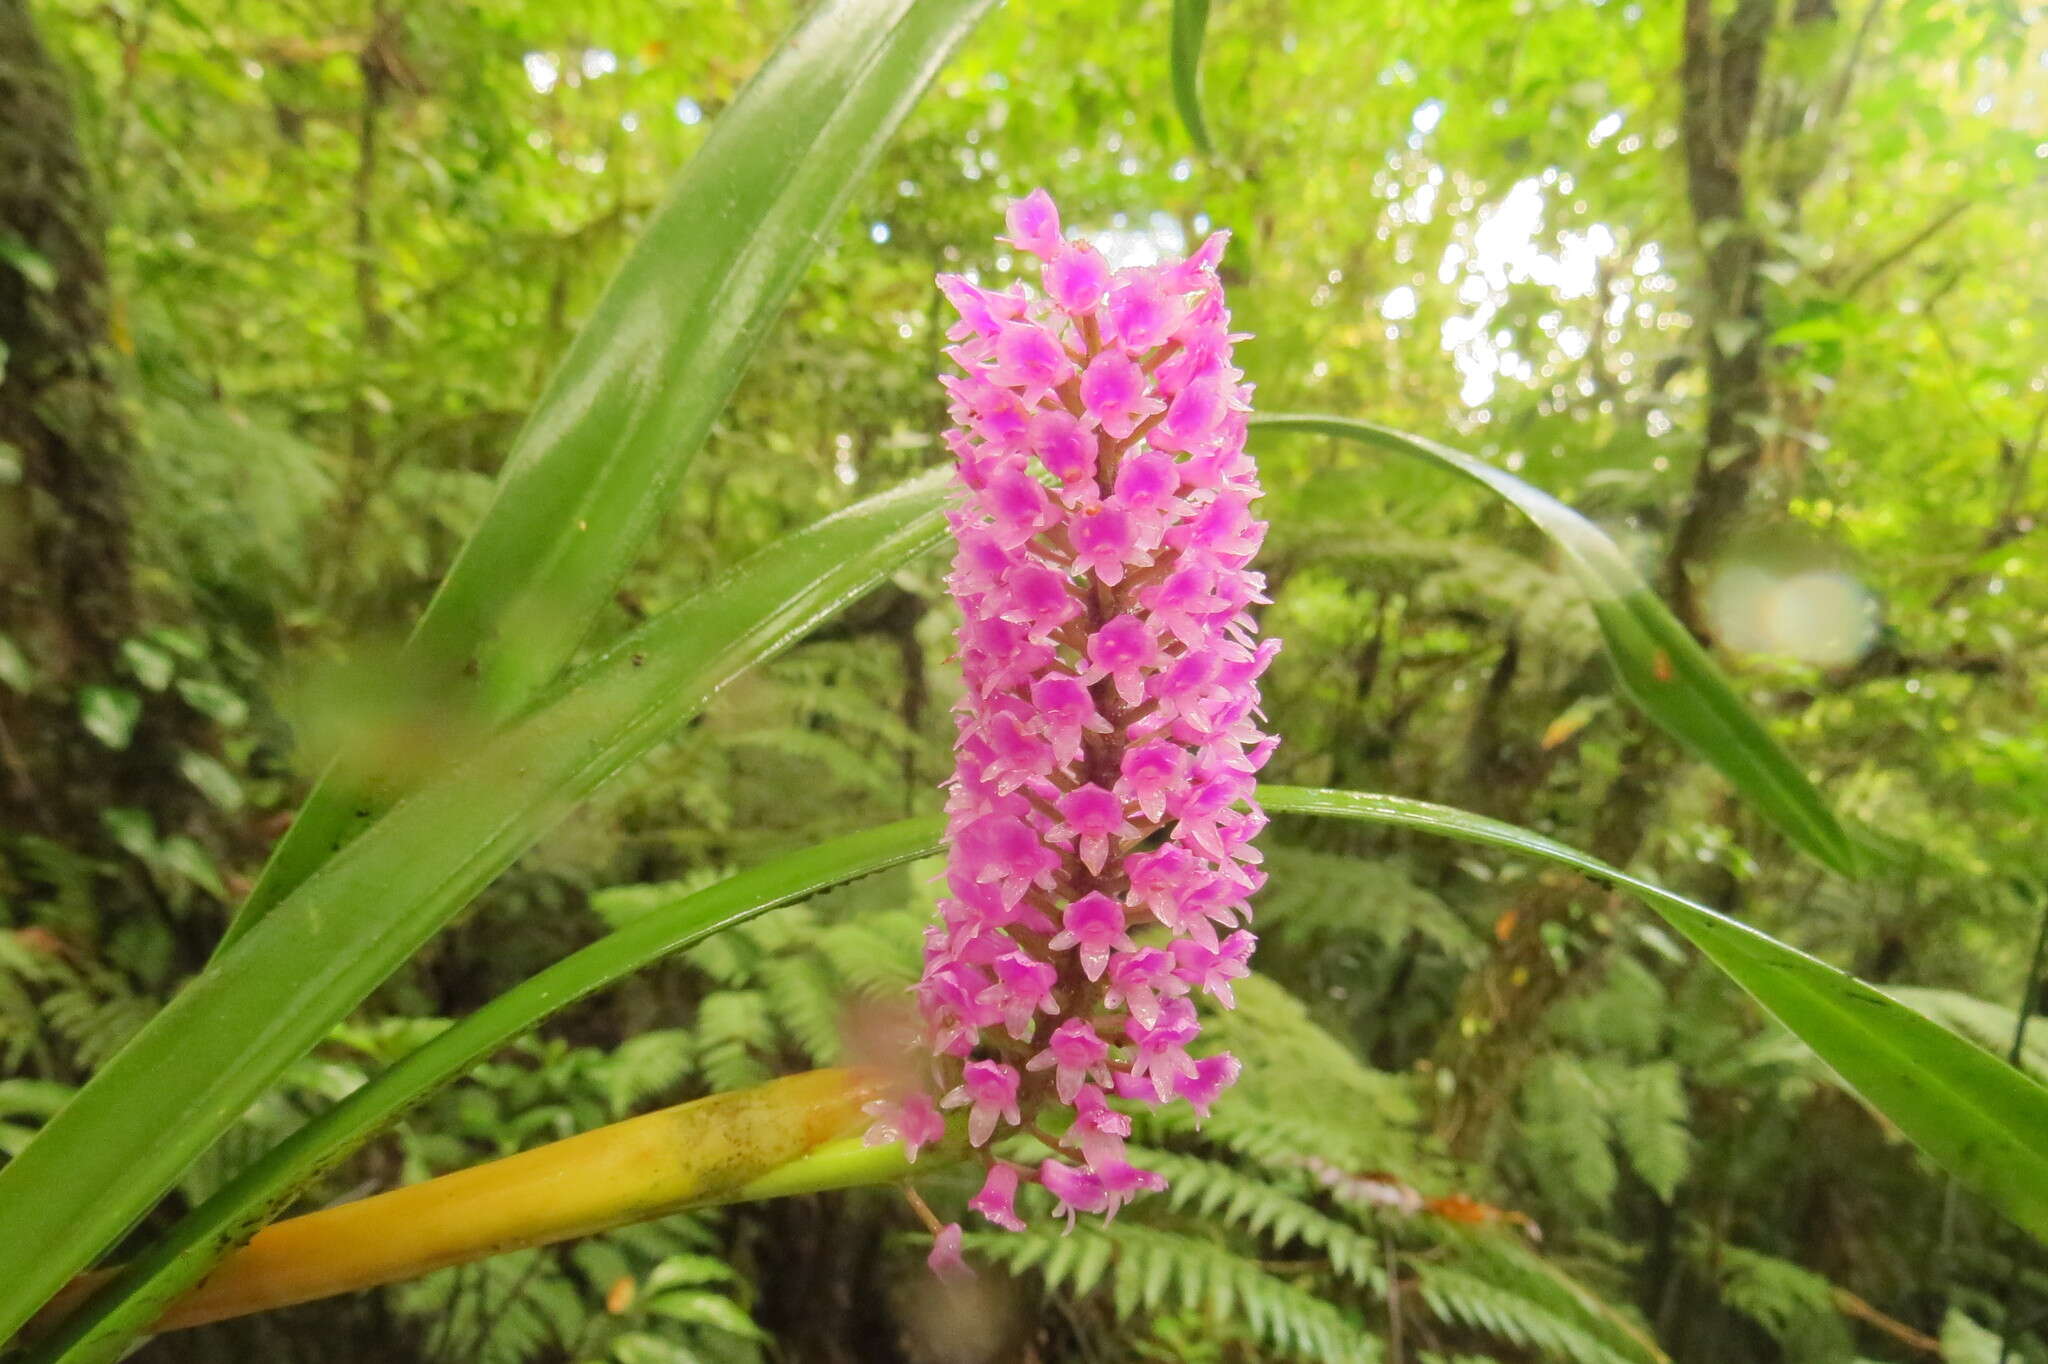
[{"x1": 39, "y1": 1068, "x2": 901, "y2": 1338}]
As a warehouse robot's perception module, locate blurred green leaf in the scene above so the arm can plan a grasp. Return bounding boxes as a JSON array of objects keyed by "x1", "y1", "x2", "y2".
[
  {"x1": 77, "y1": 687, "x2": 140, "y2": 751},
  {"x1": 0, "y1": 631, "x2": 28, "y2": 692},
  {"x1": 0, "y1": 233, "x2": 56, "y2": 292},
  {"x1": 118, "y1": 640, "x2": 175, "y2": 692},
  {"x1": 1170, "y1": 0, "x2": 1214, "y2": 156},
  {"x1": 174, "y1": 679, "x2": 246, "y2": 729},
  {"x1": 99, "y1": 807, "x2": 156, "y2": 861},
  {"x1": 176, "y1": 752, "x2": 241, "y2": 811}
]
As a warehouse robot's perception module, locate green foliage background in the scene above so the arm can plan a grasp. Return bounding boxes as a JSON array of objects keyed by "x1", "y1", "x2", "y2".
[{"x1": 3, "y1": 0, "x2": 2045, "y2": 1360}]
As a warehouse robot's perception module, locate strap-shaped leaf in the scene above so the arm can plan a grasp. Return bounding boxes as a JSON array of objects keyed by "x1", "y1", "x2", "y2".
[
  {"x1": 1251, "y1": 414, "x2": 1864, "y2": 876},
  {"x1": 1260, "y1": 785, "x2": 2048, "y2": 1243},
  {"x1": 31, "y1": 820, "x2": 947, "y2": 1362},
  {"x1": 221, "y1": 0, "x2": 995, "y2": 951},
  {"x1": 0, "y1": 473, "x2": 950, "y2": 1342}
]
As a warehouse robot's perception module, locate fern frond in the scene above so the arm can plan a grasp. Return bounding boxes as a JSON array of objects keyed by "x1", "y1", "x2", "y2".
[
  {"x1": 967, "y1": 1222, "x2": 1382, "y2": 1363},
  {"x1": 1135, "y1": 1146, "x2": 1384, "y2": 1288},
  {"x1": 694, "y1": 991, "x2": 776, "y2": 1092},
  {"x1": 758, "y1": 955, "x2": 844, "y2": 1065}
]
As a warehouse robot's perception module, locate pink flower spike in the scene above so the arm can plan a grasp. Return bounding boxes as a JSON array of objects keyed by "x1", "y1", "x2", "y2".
[
  {"x1": 928, "y1": 1223, "x2": 972, "y2": 1282},
  {"x1": 1003, "y1": 189, "x2": 1063, "y2": 257},
  {"x1": 969, "y1": 1163, "x2": 1027, "y2": 1232},
  {"x1": 911, "y1": 194, "x2": 1275, "y2": 1235}
]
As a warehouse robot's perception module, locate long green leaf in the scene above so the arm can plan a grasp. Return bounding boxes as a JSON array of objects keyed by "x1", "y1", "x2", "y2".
[
  {"x1": 32, "y1": 821, "x2": 948, "y2": 1363},
  {"x1": 1260, "y1": 785, "x2": 2048, "y2": 1242},
  {"x1": 221, "y1": 0, "x2": 994, "y2": 952},
  {"x1": 1170, "y1": 0, "x2": 1215, "y2": 156},
  {"x1": 1251, "y1": 414, "x2": 1864, "y2": 876},
  {"x1": 43, "y1": 786, "x2": 2048, "y2": 1351},
  {"x1": 0, "y1": 474, "x2": 950, "y2": 1341}
]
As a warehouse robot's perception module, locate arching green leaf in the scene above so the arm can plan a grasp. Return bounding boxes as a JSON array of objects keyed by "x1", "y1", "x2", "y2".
[
  {"x1": 1260, "y1": 784, "x2": 2048, "y2": 1244},
  {"x1": 1252, "y1": 415, "x2": 1864, "y2": 876}
]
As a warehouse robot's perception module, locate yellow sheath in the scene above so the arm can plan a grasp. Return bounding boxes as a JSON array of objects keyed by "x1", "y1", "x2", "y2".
[{"x1": 41, "y1": 1067, "x2": 893, "y2": 1337}]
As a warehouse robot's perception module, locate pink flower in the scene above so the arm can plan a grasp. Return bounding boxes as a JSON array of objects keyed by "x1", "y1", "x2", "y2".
[
  {"x1": 1003, "y1": 189, "x2": 1062, "y2": 257},
  {"x1": 1093, "y1": 1158, "x2": 1169, "y2": 1220},
  {"x1": 877, "y1": 191, "x2": 1276, "y2": 1259},
  {"x1": 1079, "y1": 350, "x2": 1161, "y2": 439},
  {"x1": 1117, "y1": 740, "x2": 1189, "y2": 823},
  {"x1": 1054, "y1": 783, "x2": 1133, "y2": 875},
  {"x1": 992, "y1": 321, "x2": 1073, "y2": 399},
  {"x1": 864, "y1": 1091, "x2": 947, "y2": 1163},
  {"x1": 979, "y1": 950, "x2": 1059, "y2": 1039},
  {"x1": 1044, "y1": 242, "x2": 1111, "y2": 314},
  {"x1": 1104, "y1": 275, "x2": 1187, "y2": 353},
  {"x1": 1068, "y1": 503, "x2": 1150, "y2": 586},
  {"x1": 1030, "y1": 409, "x2": 1098, "y2": 485},
  {"x1": 1064, "y1": 1085, "x2": 1133, "y2": 1168},
  {"x1": 1103, "y1": 946, "x2": 1183, "y2": 1029},
  {"x1": 1029, "y1": 673, "x2": 1108, "y2": 766},
  {"x1": 1174, "y1": 929, "x2": 1255, "y2": 1007},
  {"x1": 1040, "y1": 1159, "x2": 1109, "y2": 1230},
  {"x1": 1084, "y1": 615, "x2": 1161, "y2": 707},
  {"x1": 943, "y1": 1060, "x2": 1024, "y2": 1147},
  {"x1": 1027, "y1": 1017, "x2": 1112, "y2": 1102},
  {"x1": 969, "y1": 1163, "x2": 1027, "y2": 1232},
  {"x1": 1175, "y1": 1053, "x2": 1242, "y2": 1121},
  {"x1": 928, "y1": 1223, "x2": 972, "y2": 1282},
  {"x1": 1048, "y1": 892, "x2": 1134, "y2": 981}
]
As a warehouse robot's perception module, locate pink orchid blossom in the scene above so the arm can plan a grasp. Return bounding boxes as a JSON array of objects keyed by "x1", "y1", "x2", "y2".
[{"x1": 869, "y1": 191, "x2": 1277, "y2": 1266}]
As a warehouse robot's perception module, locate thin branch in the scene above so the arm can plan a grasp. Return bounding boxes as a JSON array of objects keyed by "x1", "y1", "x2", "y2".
[{"x1": 1841, "y1": 197, "x2": 1975, "y2": 298}]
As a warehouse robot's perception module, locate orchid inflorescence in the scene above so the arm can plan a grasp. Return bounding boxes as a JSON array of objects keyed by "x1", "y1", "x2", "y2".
[{"x1": 862, "y1": 191, "x2": 1279, "y2": 1278}]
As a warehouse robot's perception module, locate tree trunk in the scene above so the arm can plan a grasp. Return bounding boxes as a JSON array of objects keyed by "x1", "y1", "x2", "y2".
[{"x1": 0, "y1": 0, "x2": 201, "y2": 942}]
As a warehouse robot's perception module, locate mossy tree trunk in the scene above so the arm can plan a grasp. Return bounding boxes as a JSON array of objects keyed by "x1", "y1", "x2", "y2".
[{"x1": 0, "y1": 0, "x2": 208, "y2": 967}]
